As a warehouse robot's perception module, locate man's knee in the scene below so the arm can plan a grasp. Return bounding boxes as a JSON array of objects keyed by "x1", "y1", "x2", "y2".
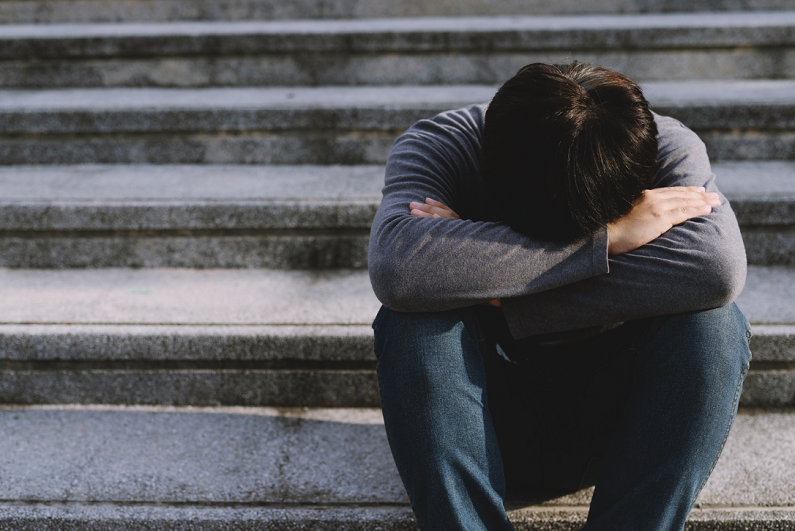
[
  {"x1": 373, "y1": 306, "x2": 482, "y2": 358},
  {"x1": 642, "y1": 302, "x2": 752, "y2": 387},
  {"x1": 372, "y1": 305, "x2": 486, "y2": 389}
]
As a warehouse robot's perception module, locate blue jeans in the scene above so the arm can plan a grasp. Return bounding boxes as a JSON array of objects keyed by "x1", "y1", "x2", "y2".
[{"x1": 373, "y1": 303, "x2": 751, "y2": 531}]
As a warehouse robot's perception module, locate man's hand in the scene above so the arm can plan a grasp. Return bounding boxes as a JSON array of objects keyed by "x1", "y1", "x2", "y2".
[
  {"x1": 607, "y1": 187, "x2": 721, "y2": 255},
  {"x1": 409, "y1": 198, "x2": 460, "y2": 219}
]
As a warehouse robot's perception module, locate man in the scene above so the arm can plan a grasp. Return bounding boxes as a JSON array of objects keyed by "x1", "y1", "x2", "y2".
[{"x1": 367, "y1": 62, "x2": 752, "y2": 530}]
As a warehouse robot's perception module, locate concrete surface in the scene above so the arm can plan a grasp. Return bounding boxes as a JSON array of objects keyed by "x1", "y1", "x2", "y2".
[
  {"x1": 0, "y1": 407, "x2": 790, "y2": 525},
  {"x1": 0, "y1": 132, "x2": 398, "y2": 165},
  {"x1": 5, "y1": 48, "x2": 795, "y2": 89},
  {"x1": 0, "y1": 164, "x2": 382, "y2": 230},
  {"x1": 0, "y1": 324, "x2": 374, "y2": 361},
  {"x1": 0, "y1": 268, "x2": 381, "y2": 325},
  {"x1": 0, "y1": 505, "x2": 793, "y2": 530},
  {"x1": 0, "y1": 83, "x2": 793, "y2": 164},
  {"x1": 0, "y1": 369, "x2": 381, "y2": 406},
  {"x1": 738, "y1": 266, "x2": 795, "y2": 324},
  {"x1": 0, "y1": 266, "x2": 790, "y2": 406},
  {"x1": 0, "y1": 233, "x2": 371, "y2": 269},
  {"x1": 3, "y1": 12, "x2": 795, "y2": 58},
  {"x1": 0, "y1": 164, "x2": 384, "y2": 201},
  {"x1": 0, "y1": 266, "x2": 787, "y2": 327},
  {"x1": 0, "y1": 0, "x2": 792, "y2": 24},
  {"x1": 0, "y1": 323, "x2": 790, "y2": 362},
  {"x1": 1, "y1": 82, "x2": 794, "y2": 132},
  {"x1": 0, "y1": 162, "x2": 792, "y2": 267}
]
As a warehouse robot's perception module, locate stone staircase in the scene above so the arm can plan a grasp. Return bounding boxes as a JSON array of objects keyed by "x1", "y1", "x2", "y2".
[{"x1": 0, "y1": 0, "x2": 794, "y2": 529}]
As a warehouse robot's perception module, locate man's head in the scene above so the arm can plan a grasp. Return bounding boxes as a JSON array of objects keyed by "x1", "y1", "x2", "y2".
[{"x1": 481, "y1": 61, "x2": 659, "y2": 242}]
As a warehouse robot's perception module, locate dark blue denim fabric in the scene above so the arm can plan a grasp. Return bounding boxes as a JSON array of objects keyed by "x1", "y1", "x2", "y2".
[{"x1": 373, "y1": 303, "x2": 751, "y2": 531}]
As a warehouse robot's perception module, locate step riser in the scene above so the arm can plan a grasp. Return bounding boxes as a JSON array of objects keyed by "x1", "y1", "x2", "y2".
[
  {"x1": 0, "y1": 0, "x2": 791, "y2": 23},
  {"x1": 0, "y1": 331, "x2": 790, "y2": 407},
  {"x1": 1, "y1": 507, "x2": 794, "y2": 531},
  {"x1": 0, "y1": 234, "x2": 370, "y2": 269},
  {"x1": 0, "y1": 131, "x2": 793, "y2": 165},
  {"x1": 0, "y1": 203, "x2": 379, "y2": 231},
  {"x1": 3, "y1": 104, "x2": 795, "y2": 135},
  {"x1": 0, "y1": 101, "x2": 793, "y2": 164},
  {"x1": 0, "y1": 134, "x2": 395, "y2": 165},
  {"x1": 6, "y1": 49, "x2": 795, "y2": 89},
  {"x1": 9, "y1": 22, "x2": 795, "y2": 61},
  {"x1": 0, "y1": 227, "x2": 788, "y2": 268},
  {"x1": 742, "y1": 231, "x2": 795, "y2": 266},
  {"x1": 0, "y1": 370, "x2": 381, "y2": 407},
  {"x1": 0, "y1": 369, "x2": 788, "y2": 407}
]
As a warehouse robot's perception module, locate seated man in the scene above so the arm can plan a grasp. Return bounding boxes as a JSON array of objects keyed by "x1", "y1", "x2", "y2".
[{"x1": 367, "y1": 62, "x2": 752, "y2": 531}]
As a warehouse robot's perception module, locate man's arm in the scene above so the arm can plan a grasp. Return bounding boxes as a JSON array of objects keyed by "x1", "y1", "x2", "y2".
[
  {"x1": 368, "y1": 104, "x2": 612, "y2": 312},
  {"x1": 499, "y1": 114, "x2": 747, "y2": 338}
]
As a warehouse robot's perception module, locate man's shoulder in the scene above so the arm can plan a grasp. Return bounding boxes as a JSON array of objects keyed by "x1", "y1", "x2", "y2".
[{"x1": 402, "y1": 103, "x2": 488, "y2": 144}]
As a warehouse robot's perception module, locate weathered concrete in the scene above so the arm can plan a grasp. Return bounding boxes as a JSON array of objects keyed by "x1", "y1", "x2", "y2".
[
  {"x1": 5, "y1": 47, "x2": 795, "y2": 89},
  {"x1": 0, "y1": 407, "x2": 789, "y2": 528},
  {"x1": 0, "y1": 83, "x2": 792, "y2": 164},
  {"x1": 3, "y1": 13, "x2": 795, "y2": 59},
  {"x1": 0, "y1": 162, "x2": 792, "y2": 267},
  {"x1": 0, "y1": 0, "x2": 791, "y2": 24},
  {"x1": 0, "y1": 233, "x2": 371, "y2": 269},
  {"x1": 0, "y1": 369, "x2": 381, "y2": 406},
  {"x1": 1, "y1": 130, "x2": 790, "y2": 165},
  {"x1": 0, "y1": 164, "x2": 382, "y2": 230},
  {"x1": 2, "y1": 83, "x2": 795, "y2": 134},
  {"x1": 0, "y1": 265, "x2": 786, "y2": 326},
  {"x1": 0, "y1": 164, "x2": 385, "y2": 201},
  {"x1": 0, "y1": 268, "x2": 381, "y2": 325},
  {"x1": 738, "y1": 266, "x2": 795, "y2": 324},
  {"x1": 0, "y1": 266, "x2": 786, "y2": 327},
  {"x1": 0, "y1": 324, "x2": 374, "y2": 361},
  {"x1": 0, "y1": 267, "x2": 790, "y2": 406},
  {"x1": 0, "y1": 505, "x2": 793, "y2": 531}
]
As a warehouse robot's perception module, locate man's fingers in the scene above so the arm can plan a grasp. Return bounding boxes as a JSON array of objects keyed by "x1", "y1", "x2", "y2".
[
  {"x1": 645, "y1": 186, "x2": 706, "y2": 195},
  {"x1": 663, "y1": 202, "x2": 714, "y2": 226},
  {"x1": 409, "y1": 199, "x2": 460, "y2": 219},
  {"x1": 644, "y1": 188, "x2": 720, "y2": 205}
]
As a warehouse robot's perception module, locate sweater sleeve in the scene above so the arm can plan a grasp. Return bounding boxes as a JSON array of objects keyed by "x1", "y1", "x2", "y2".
[
  {"x1": 368, "y1": 104, "x2": 610, "y2": 312},
  {"x1": 501, "y1": 113, "x2": 747, "y2": 338}
]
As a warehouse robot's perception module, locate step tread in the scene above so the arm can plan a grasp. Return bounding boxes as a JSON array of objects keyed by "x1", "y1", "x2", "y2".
[
  {"x1": 0, "y1": 405, "x2": 791, "y2": 510},
  {"x1": 0, "y1": 83, "x2": 791, "y2": 137},
  {"x1": 3, "y1": 81, "x2": 795, "y2": 111},
  {"x1": 0, "y1": 268, "x2": 381, "y2": 326},
  {"x1": 714, "y1": 161, "x2": 795, "y2": 198},
  {"x1": 0, "y1": 163, "x2": 793, "y2": 230},
  {"x1": 0, "y1": 164, "x2": 384, "y2": 201},
  {"x1": 1, "y1": 0, "x2": 793, "y2": 25},
  {"x1": 0, "y1": 265, "x2": 790, "y2": 326},
  {"x1": 1, "y1": 162, "x2": 793, "y2": 202},
  {"x1": 3, "y1": 11, "x2": 795, "y2": 50}
]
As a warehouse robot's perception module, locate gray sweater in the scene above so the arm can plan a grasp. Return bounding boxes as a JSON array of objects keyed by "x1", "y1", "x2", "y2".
[{"x1": 368, "y1": 104, "x2": 747, "y2": 339}]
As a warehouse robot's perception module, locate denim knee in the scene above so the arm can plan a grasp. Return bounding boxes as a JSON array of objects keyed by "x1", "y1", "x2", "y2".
[
  {"x1": 639, "y1": 302, "x2": 752, "y2": 389},
  {"x1": 372, "y1": 306, "x2": 488, "y2": 404},
  {"x1": 372, "y1": 305, "x2": 484, "y2": 362}
]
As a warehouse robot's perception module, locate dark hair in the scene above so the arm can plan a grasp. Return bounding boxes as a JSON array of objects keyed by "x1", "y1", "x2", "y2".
[{"x1": 481, "y1": 61, "x2": 658, "y2": 242}]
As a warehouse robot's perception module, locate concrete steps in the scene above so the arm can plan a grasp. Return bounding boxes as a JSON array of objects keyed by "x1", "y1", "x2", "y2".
[
  {"x1": 0, "y1": 164, "x2": 381, "y2": 268},
  {"x1": 0, "y1": 161, "x2": 793, "y2": 267},
  {"x1": 0, "y1": 266, "x2": 792, "y2": 407},
  {"x1": 0, "y1": 81, "x2": 794, "y2": 165},
  {"x1": 0, "y1": 0, "x2": 792, "y2": 24},
  {"x1": 2, "y1": 12, "x2": 795, "y2": 88},
  {"x1": 1, "y1": 2, "x2": 793, "y2": 528},
  {"x1": 0, "y1": 405, "x2": 791, "y2": 529}
]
